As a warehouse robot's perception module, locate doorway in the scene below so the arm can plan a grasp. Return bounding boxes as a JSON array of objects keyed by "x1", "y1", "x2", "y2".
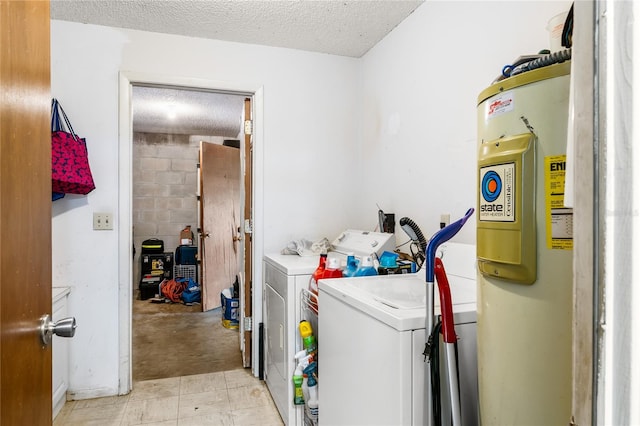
[
  {"x1": 118, "y1": 72, "x2": 265, "y2": 395},
  {"x1": 130, "y1": 83, "x2": 247, "y2": 382}
]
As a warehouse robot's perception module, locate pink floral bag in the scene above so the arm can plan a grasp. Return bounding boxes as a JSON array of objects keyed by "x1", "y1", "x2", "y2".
[{"x1": 51, "y1": 98, "x2": 96, "y2": 195}]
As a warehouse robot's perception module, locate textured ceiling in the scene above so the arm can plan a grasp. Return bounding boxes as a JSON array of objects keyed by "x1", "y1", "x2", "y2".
[
  {"x1": 50, "y1": 0, "x2": 424, "y2": 58},
  {"x1": 52, "y1": 0, "x2": 424, "y2": 136}
]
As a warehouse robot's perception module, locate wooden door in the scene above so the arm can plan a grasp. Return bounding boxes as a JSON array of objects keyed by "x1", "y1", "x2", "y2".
[
  {"x1": 0, "y1": 1, "x2": 53, "y2": 424},
  {"x1": 241, "y1": 98, "x2": 253, "y2": 367},
  {"x1": 199, "y1": 142, "x2": 241, "y2": 311}
]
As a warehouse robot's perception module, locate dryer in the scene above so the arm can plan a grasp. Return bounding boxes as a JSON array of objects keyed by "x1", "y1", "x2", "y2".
[
  {"x1": 263, "y1": 230, "x2": 395, "y2": 425},
  {"x1": 263, "y1": 254, "x2": 319, "y2": 426}
]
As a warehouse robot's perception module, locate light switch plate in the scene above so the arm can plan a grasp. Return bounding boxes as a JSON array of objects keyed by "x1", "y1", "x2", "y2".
[{"x1": 93, "y1": 213, "x2": 113, "y2": 230}]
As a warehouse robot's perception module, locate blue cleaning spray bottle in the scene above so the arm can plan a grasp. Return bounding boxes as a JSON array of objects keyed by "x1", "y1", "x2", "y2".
[{"x1": 303, "y1": 361, "x2": 319, "y2": 423}]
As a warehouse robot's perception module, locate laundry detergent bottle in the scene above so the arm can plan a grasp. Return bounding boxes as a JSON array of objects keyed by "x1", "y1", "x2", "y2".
[
  {"x1": 323, "y1": 256, "x2": 343, "y2": 279},
  {"x1": 354, "y1": 255, "x2": 378, "y2": 276},
  {"x1": 307, "y1": 253, "x2": 327, "y2": 313},
  {"x1": 343, "y1": 253, "x2": 359, "y2": 277}
]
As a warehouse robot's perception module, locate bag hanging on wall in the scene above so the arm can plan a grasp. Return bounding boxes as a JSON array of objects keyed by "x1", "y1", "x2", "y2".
[
  {"x1": 51, "y1": 98, "x2": 96, "y2": 195},
  {"x1": 51, "y1": 99, "x2": 66, "y2": 201}
]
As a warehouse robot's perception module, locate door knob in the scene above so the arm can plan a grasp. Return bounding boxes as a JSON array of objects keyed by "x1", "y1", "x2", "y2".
[{"x1": 39, "y1": 314, "x2": 77, "y2": 346}]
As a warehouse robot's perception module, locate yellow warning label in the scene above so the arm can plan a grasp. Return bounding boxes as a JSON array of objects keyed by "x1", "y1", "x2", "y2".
[{"x1": 545, "y1": 155, "x2": 573, "y2": 250}]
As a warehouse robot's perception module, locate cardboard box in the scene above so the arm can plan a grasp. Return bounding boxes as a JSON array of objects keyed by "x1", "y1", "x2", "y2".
[{"x1": 180, "y1": 226, "x2": 194, "y2": 246}]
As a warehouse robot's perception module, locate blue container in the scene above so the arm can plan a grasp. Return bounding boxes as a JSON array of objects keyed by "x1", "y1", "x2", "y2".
[
  {"x1": 221, "y1": 288, "x2": 239, "y2": 328},
  {"x1": 354, "y1": 255, "x2": 378, "y2": 277},
  {"x1": 343, "y1": 254, "x2": 359, "y2": 277},
  {"x1": 175, "y1": 245, "x2": 197, "y2": 265}
]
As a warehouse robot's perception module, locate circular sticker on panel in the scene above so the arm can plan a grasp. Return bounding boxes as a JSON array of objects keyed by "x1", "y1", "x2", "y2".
[{"x1": 482, "y1": 170, "x2": 502, "y2": 202}]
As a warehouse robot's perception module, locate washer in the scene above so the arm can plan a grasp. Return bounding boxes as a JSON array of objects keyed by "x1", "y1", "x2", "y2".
[
  {"x1": 318, "y1": 243, "x2": 479, "y2": 426},
  {"x1": 263, "y1": 230, "x2": 395, "y2": 425}
]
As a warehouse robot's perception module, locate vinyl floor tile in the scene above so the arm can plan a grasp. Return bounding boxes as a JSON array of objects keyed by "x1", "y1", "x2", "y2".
[
  {"x1": 178, "y1": 389, "x2": 231, "y2": 419},
  {"x1": 56, "y1": 296, "x2": 283, "y2": 425},
  {"x1": 129, "y1": 377, "x2": 181, "y2": 401},
  {"x1": 54, "y1": 371, "x2": 284, "y2": 426},
  {"x1": 180, "y1": 371, "x2": 227, "y2": 395},
  {"x1": 227, "y1": 384, "x2": 274, "y2": 411},
  {"x1": 122, "y1": 395, "x2": 180, "y2": 425}
]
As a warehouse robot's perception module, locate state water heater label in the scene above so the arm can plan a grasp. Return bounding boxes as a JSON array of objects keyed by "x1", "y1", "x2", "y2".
[
  {"x1": 479, "y1": 163, "x2": 515, "y2": 222},
  {"x1": 545, "y1": 155, "x2": 573, "y2": 250},
  {"x1": 486, "y1": 90, "x2": 515, "y2": 120}
]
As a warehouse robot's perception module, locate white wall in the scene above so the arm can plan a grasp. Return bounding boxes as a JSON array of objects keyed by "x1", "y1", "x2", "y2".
[
  {"x1": 51, "y1": 21, "x2": 361, "y2": 398},
  {"x1": 51, "y1": 0, "x2": 571, "y2": 398},
  {"x1": 359, "y1": 1, "x2": 571, "y2": 245}
]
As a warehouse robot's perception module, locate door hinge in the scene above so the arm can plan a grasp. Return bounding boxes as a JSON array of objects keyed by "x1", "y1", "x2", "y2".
[
  {"x1": 244, "y1": 119, "x2": 253, "y2": 135},
  {"x1": 243, "y1": 316, "x2": 252, "y2": 331},
  {"x1": 244, "y1": 219, "x2": 253, "y2": 234}
]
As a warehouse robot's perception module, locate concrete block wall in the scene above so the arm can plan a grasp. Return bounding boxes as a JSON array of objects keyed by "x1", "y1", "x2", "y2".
[{"x1": 132, "y1": 133, "x2": 226, "y2": 289}]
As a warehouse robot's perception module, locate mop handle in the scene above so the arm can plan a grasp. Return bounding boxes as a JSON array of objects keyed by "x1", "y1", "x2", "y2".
[
  {"x1": 434, "y1": 257, "x2": 457, "y2": 343},
  {"x1": 425, "y1": 208, "x2": 475, "y2": 283},
  {"x1": 424, "y1": 208, "x2": 473, "y2": 426}
]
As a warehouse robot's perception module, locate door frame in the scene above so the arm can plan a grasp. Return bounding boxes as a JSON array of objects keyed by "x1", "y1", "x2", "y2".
[{"x1": 117, "y1": 71, "x2": 265, "y2": 393}]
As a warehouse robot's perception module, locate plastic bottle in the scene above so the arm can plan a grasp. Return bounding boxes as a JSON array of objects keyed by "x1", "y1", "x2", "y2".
[
  {"x1": 354, "y1": 255, "x2": 378, "y2": 276},
  {"x1": 308, "y1": 254, "x2": 327, "y2": 313},
  {"x1": 378, "y1": 251, "x2": 399, "y2": 275},
  {"x1": 343, "y1": 253, "x2": 359, "y2": 277},
  {"x1": 313, "y1": 253, "x2": 327, "y2": 278},
  {"x1": 301, "y1": 373, "x2": 310, "y2": 407},
  {"x1": 294, "y1": 349, "x2": 312, "y2": 368},
  {"x1": 307, "y1": 379, "x2": 318, "y2": 423},
  {"x1": 292, "y1": 364, "x2": 304, "y2": 405},
  {"x1": 304, "y1": 362, "x2": 319, "y2": 423},
  {"x1": 323, "y1": 256, "x2": 343, "y2": 279},
  {"x1": 299, "y1": 320, "x2": 317, "y2": 356}
]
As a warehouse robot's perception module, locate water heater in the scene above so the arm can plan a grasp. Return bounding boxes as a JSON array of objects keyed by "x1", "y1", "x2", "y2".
[{"x1": 476, "y1": 60, "x2": 573, "y2": 424}]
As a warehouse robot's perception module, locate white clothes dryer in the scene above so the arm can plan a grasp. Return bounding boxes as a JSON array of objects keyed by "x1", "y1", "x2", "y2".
[
  {"x1": 263, "y1": 253, "x2": 319, "y2": 426},
  {"x1": 263, "y1": 230, "x2": 395, "y2": 425}
]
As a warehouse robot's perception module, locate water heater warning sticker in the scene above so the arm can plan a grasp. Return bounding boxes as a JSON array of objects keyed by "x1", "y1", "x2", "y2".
[
  {"x1": 545, "y1": 155, "x2": 573, "y2": 250},
  {"x1": 479, "y1": 163, "x2": 515, "y2": 222}
]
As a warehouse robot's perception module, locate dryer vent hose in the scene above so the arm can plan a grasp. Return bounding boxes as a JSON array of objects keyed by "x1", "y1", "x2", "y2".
[{"x1": 399, "y1": 217, "x2": 427, "y2": 268}]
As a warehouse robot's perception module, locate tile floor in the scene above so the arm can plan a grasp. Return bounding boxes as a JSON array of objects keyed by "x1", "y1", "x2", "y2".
[{"x1": 53, "y1": 368, "x2": 284, "y2": 426}]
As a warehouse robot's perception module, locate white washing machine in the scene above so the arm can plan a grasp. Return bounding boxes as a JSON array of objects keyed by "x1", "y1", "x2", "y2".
[
  {"x1": 318, "y1": 243, "x2": 479, "y2": 426},
  {"x1": 263, "y1": 230, "x2": 395, "y2": 426}
]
